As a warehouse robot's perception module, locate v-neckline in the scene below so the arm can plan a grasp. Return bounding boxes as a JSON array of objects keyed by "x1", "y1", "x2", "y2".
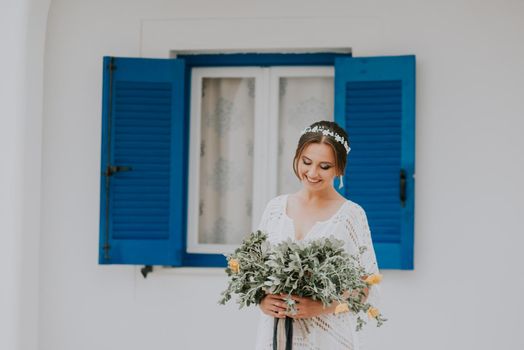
[{"x1": 283, "y1": 194, "x2": 347, "y2": 241}]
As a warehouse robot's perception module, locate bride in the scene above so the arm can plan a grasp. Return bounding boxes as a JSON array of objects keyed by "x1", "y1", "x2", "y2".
[{"x1": 255, "y1": 120, "x2": 380, "y2": 350}]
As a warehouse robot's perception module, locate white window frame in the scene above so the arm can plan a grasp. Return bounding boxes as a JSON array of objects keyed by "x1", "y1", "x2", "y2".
[{"x1": 186, "y1": 66, "x2": 334, "y2": 254}]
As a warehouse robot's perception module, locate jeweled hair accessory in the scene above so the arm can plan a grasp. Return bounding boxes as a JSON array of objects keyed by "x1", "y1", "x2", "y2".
[{"x1": 300, "y1": 125, "x2": 351, "y2": 154}]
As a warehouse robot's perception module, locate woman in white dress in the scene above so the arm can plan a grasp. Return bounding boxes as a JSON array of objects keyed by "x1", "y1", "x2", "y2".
[{"x1": 255, "y1": 120, "x2": 380, "y2": 350}]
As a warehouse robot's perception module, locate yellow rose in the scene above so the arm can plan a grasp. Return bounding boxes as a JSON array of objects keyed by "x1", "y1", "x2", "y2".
[
  {"x1": 364, "y1": 273, "x2": 383, "y2": 285},
  {"x1": 367, "y1": 307, "x2": 380, "y2": 319},
  {"x1": 334, "y1": 303, "x2": 350, "y2": 314},
  {"x1": 228, "y1": 258, "x2": 240, "y2": 274}
]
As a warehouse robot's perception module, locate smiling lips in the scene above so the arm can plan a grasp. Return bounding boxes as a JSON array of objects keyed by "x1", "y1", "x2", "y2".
[{"x1": 305, "y1": 175, "x2": 321, "y2": 184}]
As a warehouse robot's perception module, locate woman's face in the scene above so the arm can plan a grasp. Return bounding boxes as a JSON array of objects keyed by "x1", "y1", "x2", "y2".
[{"x1": 297, "y1": 142, "x2": 339, "y2": 191}]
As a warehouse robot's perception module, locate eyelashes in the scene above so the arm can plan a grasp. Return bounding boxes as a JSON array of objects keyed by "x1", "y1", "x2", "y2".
[{"x1": 302, "y1": 160, "x2": 331, "y2": 170}]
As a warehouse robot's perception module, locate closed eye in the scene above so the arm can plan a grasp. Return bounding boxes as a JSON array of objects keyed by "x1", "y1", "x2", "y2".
[{"x1": 303, "y1": 159, "x2": 331, "y2": 170}]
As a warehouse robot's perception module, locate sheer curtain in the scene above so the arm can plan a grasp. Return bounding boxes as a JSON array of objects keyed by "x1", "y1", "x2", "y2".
[
  {"x1": 277, "y1": 76, "x2": 334, "y2": 194},
  {"x1": 198, "y1": 77, "x2": 255, "y2": 244},
  {"x1": 197, "y1": 75, "x2": 334, "y2": 245}
]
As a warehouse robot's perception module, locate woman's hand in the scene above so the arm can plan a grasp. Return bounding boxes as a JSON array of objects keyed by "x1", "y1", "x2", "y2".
[
  {"x1": 259, "y1": 294, "x2": 287, "y2": 319},
  {"x1": 287, "y1": 295, "x2": 336, "y2": 319}
]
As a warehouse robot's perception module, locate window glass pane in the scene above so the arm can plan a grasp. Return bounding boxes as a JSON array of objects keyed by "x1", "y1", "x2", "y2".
[
  {"x1": 277, "y1": 77, "x2": 334, "y2": 194},
  {"x1": 198, "y1": 78, "x2": 255, "y2": 244}
]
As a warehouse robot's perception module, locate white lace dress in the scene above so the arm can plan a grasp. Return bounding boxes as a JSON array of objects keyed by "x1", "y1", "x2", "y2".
[{"x1": 255, "y1": 194, "x2": 380, "y2": 350}]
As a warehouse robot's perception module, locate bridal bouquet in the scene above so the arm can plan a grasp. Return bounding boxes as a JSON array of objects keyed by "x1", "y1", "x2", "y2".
[
  {"x1": 218, "y1": 230, "x2": 272, "y2": 307},
  {"x1": 219, "y1": 231, "x2": 386, "y2": 330}
]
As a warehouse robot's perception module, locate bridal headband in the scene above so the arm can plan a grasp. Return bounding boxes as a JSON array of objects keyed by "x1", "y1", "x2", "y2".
[{"x1": 300, "y1": 125, "x2": 351, "y2": 154}]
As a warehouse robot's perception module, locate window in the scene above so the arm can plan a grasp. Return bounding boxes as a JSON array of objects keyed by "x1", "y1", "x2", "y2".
[
  {"x1": 186, "y1": 66, "x2": 334, "y2": 254},
  {"x1": 99, "y1": 53, "x2": 415, "y2": 269}
]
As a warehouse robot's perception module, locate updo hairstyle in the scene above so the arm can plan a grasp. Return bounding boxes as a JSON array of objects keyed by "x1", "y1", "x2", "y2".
[{"x1": 292, "y1": 120, "x2": 349, "y2": 180}]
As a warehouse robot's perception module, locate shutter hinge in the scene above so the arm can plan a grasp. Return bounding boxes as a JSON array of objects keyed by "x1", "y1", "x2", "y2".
[
  {"x1": 103, "y1": 165, "x2": 133, "y2": 177},
  {"x1": 141, "y1": 265, "x2": 153, "y2": 278},
  {"x1": 400, "y1": 169, "x2": 407, "y2": 207},
  {"x1": 108, "y1": 60, "x2": 117, "y2": 71},
  {"x1": 103, "y1": 243, "x2": 111, "y2": 260}
]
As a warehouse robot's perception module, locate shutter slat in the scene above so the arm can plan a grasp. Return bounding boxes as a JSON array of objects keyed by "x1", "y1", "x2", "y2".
[
  {"x1": 346, "y1": 105, "x2": 401, "y2": 113},
  {"x1": 113, "y1": 197, "x2": 168, "y2": 203},
  {"x1": 345, "y1": 79, "x2": 401, "y2": 244},
  {"x1": 335, "y1": 55, "x2": 415, "y2": 269},
  {"x1": 113, "y1": 157, "x2": 171, "y2": 164},
  {"x1": 115, "y1": 105, "x2": 172, "y2": 113},
  {"x1": 111, "y1": 79, "x2": 172, "y2": 243},
  {"x1": 115, "y1": 119, "x2": 171, "y2": 128},
  {"x1": 114, "y1": 113, "x2": 171, "y2": 121},
  {"x1": 100, "y1": 56, "x2": 186, "y2": 265}
]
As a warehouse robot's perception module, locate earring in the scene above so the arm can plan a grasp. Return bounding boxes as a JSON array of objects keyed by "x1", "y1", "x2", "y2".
[{"x1": 338, "y1": 175, "x2": 344, "y2": 189}]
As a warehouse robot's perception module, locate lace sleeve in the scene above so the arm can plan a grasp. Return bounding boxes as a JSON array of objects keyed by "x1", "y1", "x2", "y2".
[
  {"x1": 340, "y1": 203, "x2": 381, "y2": 309},
  {"x1": 354, "y1": 206, "x2": 381, "y2": 313},
  {"x1": 345, "y1": 206, "x2": 382, "y2": 350},
  {"x1": 256, "y1": 195, "x2": 282, "y2": 232},
  {"x1": 355, "y1": 207, "x2": 379, "y2": 276}
]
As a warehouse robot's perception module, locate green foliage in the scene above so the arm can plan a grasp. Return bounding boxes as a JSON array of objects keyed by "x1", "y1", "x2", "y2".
[
  {"x1": 219, "y1": 231, "x2": 386, "y2": 330},
  {"x1": 218, "y1": 230, "x2": 270, "y2": 307}
]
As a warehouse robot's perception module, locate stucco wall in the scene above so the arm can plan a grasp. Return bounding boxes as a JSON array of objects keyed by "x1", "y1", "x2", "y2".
[
  {"x1": 35, "y1": 0, "x2": 524, "y2": 349},
  {"x1": 0, "y1": 0, "x2": 50, "y2": 349}
]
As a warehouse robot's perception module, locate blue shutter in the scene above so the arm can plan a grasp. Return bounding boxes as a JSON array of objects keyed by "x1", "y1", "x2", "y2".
[
  {"x1": 99, "y1": 57, "x2": 187, "y2": 265},
  {"x1": 335, "y1": 55, "x2": 415, "y2": 269}
]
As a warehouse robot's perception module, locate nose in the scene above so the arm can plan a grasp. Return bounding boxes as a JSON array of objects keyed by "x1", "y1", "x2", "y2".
[{"x1": 307, "y1": 168, "x2": 319, "y2": 179}]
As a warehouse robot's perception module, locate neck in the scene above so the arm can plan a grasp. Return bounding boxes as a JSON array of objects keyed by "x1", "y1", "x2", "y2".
[{"x1": 297, "y1": 187, "x2": 339, "y2": 202}]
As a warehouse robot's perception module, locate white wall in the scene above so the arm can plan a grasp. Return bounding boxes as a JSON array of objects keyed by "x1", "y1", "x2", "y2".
[
  {"x1": 0, "y1": 3, "x2": 27, "y2": 348},
  {"x1": 38, "y1": 0, "x2": 524, "y2": 350},
  {"x1": 0, "y1": 0, "x2": 50, "y2": 349}
]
